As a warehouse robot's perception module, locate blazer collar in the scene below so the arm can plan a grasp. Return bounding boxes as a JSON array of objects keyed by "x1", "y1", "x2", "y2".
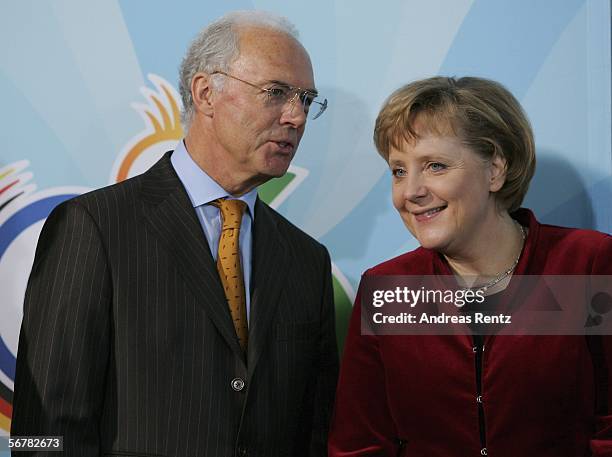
[
  {"x1": 247, "y1": 198, "x2": 289, "y2": 373},
  {"x1": 141, "y1": 152, "x2": 246, "y2": 363},
  {"x1": 140, "y1": 152, "x2": 291, "y2": 370}
]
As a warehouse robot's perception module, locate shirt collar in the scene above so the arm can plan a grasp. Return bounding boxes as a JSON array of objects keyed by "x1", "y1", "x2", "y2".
[{"x1": 170, "y1": 140, "x2": 257, "y2": 218}]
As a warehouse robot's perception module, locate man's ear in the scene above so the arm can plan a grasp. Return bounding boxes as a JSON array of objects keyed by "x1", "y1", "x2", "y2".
[
  {"x1": 191, "y1": 72, "x2": 215, "y2": 117},
  {"x1": 489, "y1": 147, "x2": 508, "y2": 193}
]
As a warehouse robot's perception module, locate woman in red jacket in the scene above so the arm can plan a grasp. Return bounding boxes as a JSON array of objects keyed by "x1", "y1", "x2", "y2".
[{"x1": 328, "y1": 76, "x2": 612, "y2": 456}]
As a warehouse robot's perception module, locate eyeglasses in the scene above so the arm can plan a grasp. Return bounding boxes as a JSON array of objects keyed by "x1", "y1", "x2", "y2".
[{"x1": 211, "y1": 71, "x2": 328, "y2": 120}]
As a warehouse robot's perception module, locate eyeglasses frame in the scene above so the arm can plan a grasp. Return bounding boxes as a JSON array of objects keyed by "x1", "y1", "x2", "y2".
[{"x1": 210, "y1": 70, "x2": 328, "y2": 120}]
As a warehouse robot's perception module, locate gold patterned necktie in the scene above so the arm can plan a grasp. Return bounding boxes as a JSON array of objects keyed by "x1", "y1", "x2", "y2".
[{"x1": 210, "y1": 198, "x2": 248, "y2": 351}]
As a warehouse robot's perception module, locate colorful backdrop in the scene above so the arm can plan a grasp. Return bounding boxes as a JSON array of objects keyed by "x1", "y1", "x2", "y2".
[{"x1": 1, "y1": 0, "x2": 610, "y2": 443}]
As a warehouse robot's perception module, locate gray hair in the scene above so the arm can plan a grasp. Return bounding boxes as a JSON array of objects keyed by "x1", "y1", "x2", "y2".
[{"x1": 179, "y1": 10, "x2": 300, "y2": 129}]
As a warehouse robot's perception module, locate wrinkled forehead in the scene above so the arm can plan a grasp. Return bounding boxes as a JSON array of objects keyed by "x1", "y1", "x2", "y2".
[{"x1": 232, "y1": 26, "x2": 314, "y2": 87}]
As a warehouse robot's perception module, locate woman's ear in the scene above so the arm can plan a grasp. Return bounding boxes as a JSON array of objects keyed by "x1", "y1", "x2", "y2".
[{"x1": 489, "y1": 146, "x2": 507, "y2": 193}]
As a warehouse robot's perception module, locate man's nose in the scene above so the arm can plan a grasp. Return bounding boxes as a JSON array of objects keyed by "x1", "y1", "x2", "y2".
[{"x1": 280, "y1": 92, "x2": 308, "y2": 127}]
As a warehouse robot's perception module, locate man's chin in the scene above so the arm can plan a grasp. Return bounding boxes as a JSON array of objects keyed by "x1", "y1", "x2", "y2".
[
  {"x1": 264, "y1": 168, "x2": 291, "y2": 180},
  {"x1": 263, "y1": 158, "x2": 293, "y2": 178}
]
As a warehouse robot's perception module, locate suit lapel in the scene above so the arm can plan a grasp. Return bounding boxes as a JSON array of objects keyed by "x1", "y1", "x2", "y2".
[
  {"x1": 248, "y1": 199, "x2": 289, "y2": 372},
  {"x1": 140, "y1": 153, "x2": 245, "y2": 361}
]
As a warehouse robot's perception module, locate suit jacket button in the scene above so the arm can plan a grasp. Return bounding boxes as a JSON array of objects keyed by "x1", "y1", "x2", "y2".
[
  {"x1": 231, "y1": 377, "x2": 245, "y2": 391},
  {"x1": 237, "y1": 445, "x2": 248, "y2": 456}
]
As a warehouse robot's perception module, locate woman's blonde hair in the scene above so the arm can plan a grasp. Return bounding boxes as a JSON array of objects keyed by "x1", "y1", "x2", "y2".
[{"x1": 374, "y1": 76, "x2": 536, "y2": 212}]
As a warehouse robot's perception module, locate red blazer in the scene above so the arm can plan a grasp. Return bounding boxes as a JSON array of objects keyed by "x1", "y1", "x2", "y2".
[{"x1": 329, "y1": 209, "x2": 612, "y2": 457}]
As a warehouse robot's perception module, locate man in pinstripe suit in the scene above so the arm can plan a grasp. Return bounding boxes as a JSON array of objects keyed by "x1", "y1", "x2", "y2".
[{"x1": 12, "y1": 11, "x2": 338, "y2": 457}]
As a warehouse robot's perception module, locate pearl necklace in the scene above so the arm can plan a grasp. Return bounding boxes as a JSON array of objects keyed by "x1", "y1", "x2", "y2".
[{"x1": 467, "y1": 223, "x2": 526, "y2": 294}]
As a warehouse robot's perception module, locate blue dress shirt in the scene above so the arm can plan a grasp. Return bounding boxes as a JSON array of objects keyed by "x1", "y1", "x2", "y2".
[{"x1": 170, "y1": 140, "x2": 258, "y2": 322}]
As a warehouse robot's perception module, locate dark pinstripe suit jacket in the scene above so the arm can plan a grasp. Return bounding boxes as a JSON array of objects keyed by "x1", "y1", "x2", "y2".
[{"x1": 11, "y1": 152, "x2": 339, "y2": 457}]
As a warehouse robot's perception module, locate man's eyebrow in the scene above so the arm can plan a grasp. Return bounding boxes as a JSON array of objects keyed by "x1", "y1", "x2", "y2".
[{"x1": 267, "y1": 79, "x2": 318, "y2": 95}]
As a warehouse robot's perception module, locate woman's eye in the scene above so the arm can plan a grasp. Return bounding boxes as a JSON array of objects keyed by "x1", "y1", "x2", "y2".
[
  {"x1": 428, "y1": 162, "x2": 446, "y2": 172},
  {"x1": 392, "y1": 168, "x2": 407, "y2": 178}
]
